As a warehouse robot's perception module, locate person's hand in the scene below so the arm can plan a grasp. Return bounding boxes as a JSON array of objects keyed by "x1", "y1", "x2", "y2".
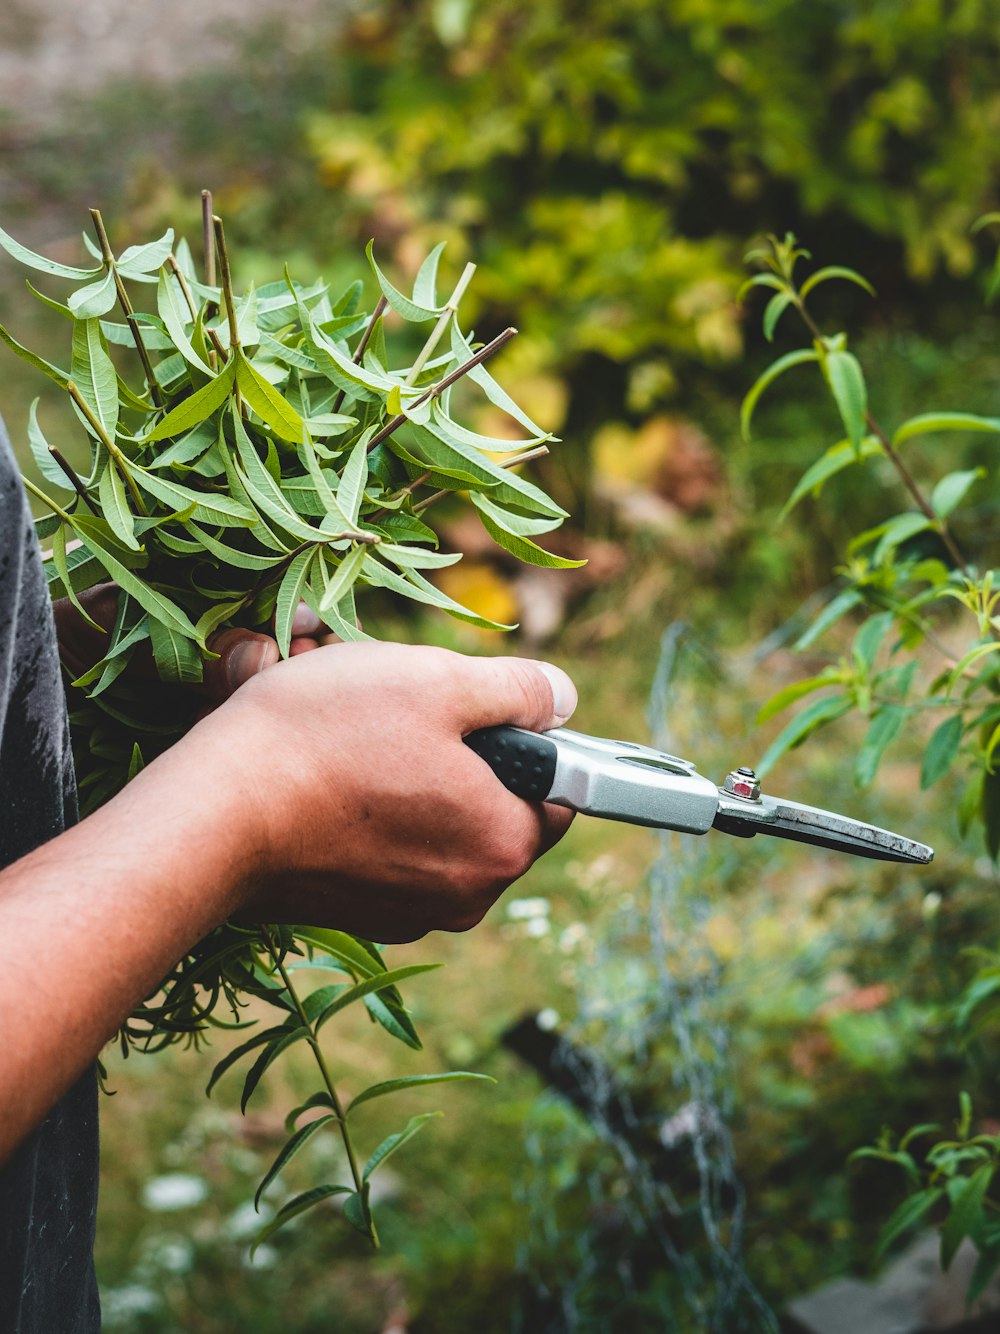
[
  {"x1": 52, "y1": 583, "x2": 336, "y2": 703},
  {"x1": 132, "y1": 641, "x2": 578, "y2": 942}
]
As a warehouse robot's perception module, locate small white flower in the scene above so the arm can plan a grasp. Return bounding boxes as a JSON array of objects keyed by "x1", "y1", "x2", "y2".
[{"x1": 142, "y1": 1173, "x2": 209, "y2": 1212}]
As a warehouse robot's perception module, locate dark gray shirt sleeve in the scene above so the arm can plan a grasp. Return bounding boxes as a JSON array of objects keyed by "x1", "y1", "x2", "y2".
[{"x1": 0, "y1": 418, "x2": 100, "y2": 1333}]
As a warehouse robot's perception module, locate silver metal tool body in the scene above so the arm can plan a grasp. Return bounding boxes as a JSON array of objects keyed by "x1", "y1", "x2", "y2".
[{"x1": 463, "y1": 725, "x2": 934, "y2": 865}]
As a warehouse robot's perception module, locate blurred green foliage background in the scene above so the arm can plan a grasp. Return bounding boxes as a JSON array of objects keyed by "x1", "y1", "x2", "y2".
[{"x1": 4, "y1": 0, "x2": 1000, "y2": 1329}]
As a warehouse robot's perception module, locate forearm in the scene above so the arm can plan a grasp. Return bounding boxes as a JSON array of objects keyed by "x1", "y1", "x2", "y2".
[{"x1": 0, "y1": 725, "x2": 254, "y2": 1161}]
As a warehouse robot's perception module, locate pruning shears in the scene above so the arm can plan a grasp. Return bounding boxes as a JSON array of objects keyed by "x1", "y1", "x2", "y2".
[{"x1": 464, "y1": 726, "x2": 934, "y2": 865}]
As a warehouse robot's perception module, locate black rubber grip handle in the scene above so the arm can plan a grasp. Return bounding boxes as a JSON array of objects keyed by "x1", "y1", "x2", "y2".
[{"x1": 464, "y1": 725, "x2": 559, "y2": 802}]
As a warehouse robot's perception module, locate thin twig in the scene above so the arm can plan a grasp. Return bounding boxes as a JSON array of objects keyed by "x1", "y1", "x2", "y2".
[
  {"x1": 212, "y1": 215, "x2": 241, "y2": 409},
  {"x1": 67, "y1": 381, "x2": 148, "y2": 515},
  {"x1": 268, "y1": 939, "x2": 375, "y2": 1246},
  {"x1": 366, "y1": 326, "x2": 517, "y2": 454},
  {"x1": 49, "y1": 447, "x2": 98, "y2": 513},
  {"x1": 412, "y1": 444, "x2": 550, "y2": 515},
  {"x1": 404, "y1": 261, "x2": 476, "y2": 386},
  {"x1": 90, "y1": 208, "x2": 163, "y2": 407},
  {"x1": 332, "y1": 295, "x2": 388, "y2": 415},
  {"x1": 202, "y1": 190, "x2": 216, "y2": 288}
]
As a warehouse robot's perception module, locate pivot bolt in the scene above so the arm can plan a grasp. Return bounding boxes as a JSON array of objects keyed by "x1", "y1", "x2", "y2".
[{"x1": 724, "y1": 766, "x2": 761, "y2": 802}]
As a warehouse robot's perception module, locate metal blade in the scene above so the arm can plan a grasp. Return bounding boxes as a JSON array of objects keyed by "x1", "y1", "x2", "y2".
[{"x1": 712, "y1": 791, "x2": 934, "y2": 865}]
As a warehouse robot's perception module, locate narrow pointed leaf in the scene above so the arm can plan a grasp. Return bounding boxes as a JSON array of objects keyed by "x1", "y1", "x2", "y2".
[
  {"x1": 318, "y1": 542, "x2": 367, "y2": 612},
  {"x1": 236, "y1": 351, "x2": 303, "y2": 442},
  {"x1": 741, "y1": 348, "x2": 819, "y2": 440},
  {"x1": 71, "y1": 317, "x2": 120, "y2": 441},
  {"x1": 98, "y1": 462, "x2": 138, "y2": 550},
  {"x1": 149, "y1": 615, "x2": 204, "y2": 684},
  {"x1": 363, "y1": 1112, "x2": 443, "y2": 1182},
  {"x1": 941, "y1": 1163, "x2": 994, "y2": 1269},
  {"x1": 27, "y1": 399, "x2": 77, "y2": 490},
  {"x1": 367, "y1": 240, "x2": 442, "y2": 320},
  {"x1": 413, "y1": 242, "x2": 447, "y2": 309},
  {"x1": 117, "y1": 228, "x2": 174, "y2": 277},
  {"x1": 0, "y1": 320, "x2": 69, "y2": 387},
  {"x1": 251, "y1": 1184, "x2": 354, "y2": 1254},
  {"x1": 472, "y1": 495, "x2": 582, "y2": 568},
  {"x1": 0, "y1": 224, "x2": 101, "y2": 280},
  {"x1": 133, "y1": 468, "x2": 256, "y2": 528},
  {"x1": 800, "y1": 266, "x2": 876, "y2": 299},
  {"x1": 824, "y1": 348, "x2": 867, "y2": 452},
  {"x1": 68, "y1": 268, "x2": 118, "y2": 319},
  {"x1": 757, "y1": 693, "x2": 853, "y2": 777},
  {"x1": 314, "y1": 964, "x2": 441, "y2": 1031},
  {"x1": 157, "y1": 269, "x2": 211, "y2": 372},
  {"x1": 52, "y1": 524, "x2": 102, "y2": 629},
  {"x1": 348, "y1": 1072, "x2": 495, "y2": 1115},
  {"x1": 144, "y1": 358, "x2": 237, "y2": 441},
  {"x1": 255, "y1": 1115, "x2": 338, "y2": 1209},
  {"x1": 921, "y1": 715, "x2": 964, "y2": 790},
  {"x1": 275, "y1": 548, "x2": 317, "y2": 658}
]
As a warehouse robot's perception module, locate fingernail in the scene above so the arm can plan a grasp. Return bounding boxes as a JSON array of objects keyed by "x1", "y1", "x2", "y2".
[
  {"x1": 536, "y1": 661, "x2": 577, "y2": 727},
  {"x1": 227, "y1": 640, "x2": 270, "y2": 689},
  {"x1": 291, "y1": 603, "x2": 322, "y2": 637}
]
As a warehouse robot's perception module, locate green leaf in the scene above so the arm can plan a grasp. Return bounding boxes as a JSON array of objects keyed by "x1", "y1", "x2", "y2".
[
  {"x1": 69, "y1": 515, "x2": 203, "y2": 645},
  {"x1": 363, "y1": 1112, "x2": 442, "y2": 1181},
  {"x1": 363, "y1": 554, "x2": 515, "y2": 630},
  {"x1": 314, "y1": 964, "x2": 442, "y2": 1032},
  {"x1": 763, "y1": 290, "x2": 795, "y2": 341},
  {"x1": 869, "y1": 512, "x2": 934, "y2": 565},
  {"x1": 149, "y1": 615, "x2": 204, "y2": 685},
  {"x1": 931, "y1": 468, "x2": 984, "y2": 519},
  {"x1": 450, "y1": 322, "x2": 548, "y2": 438},
  {"x1": 363, "y1": 990, "x2": 423, "y2": 1050},
  {"x1": 342, "y1": 1187, "x2": 374, "y2": 1236},
  {"x1": 98, "y1": 462, "x2": 139, "y2": 550},
  {"x1": 413, "y1": 242, "x2": 447, "y2": 308},
  {"x1": 51, "y1": 524, "x2": 103, "y2": 629},
  {"x1": 794, "y1": 589, "x2": 863, "y2": 650},
  {"x1": 27, "y1": 399, "x2": 76, "y2": 490},
  {"x1": 348, "y1": 1072, "x2": 495, "y2": 1115},
  {"x1": 251, "y1": 1184, "x2": 353, "y2": 1254},
  {"x1": 295, "y1": 927, "x2": 383, "y2": 977},
  {"x1": 0, "y1": 224, "x2": 101, "y2": 280},
  {"x1": 921, "y1": 715, "x2": 964, "y2": 789},
  {"x1": 255, "y1": 1115, "x2": 338, "y2": 1210},
  {"x1": 377, "y1": 543, "x2": 461, "y2": 571},
  {"x1": 71, "y1": 317, "x2": 120, "y2": 443},
  {"x1": 756, "y1": 672, "x2": 843, "y2": 725},
  {"x1": 800, "y1": 266, "x2": 876, "y2": 300},
  {"x1": 284, "y1": 1091, "x2": 337, "y2": 1133},
  {"x1": 116, "y1": 228, "x2": 174, "y2": 277},
  {"x1": 133, "y1": 468, "x2": 256, "y2": 528},
  {"x1": 317, "y1": 542, "x2": 368, "y2": 612},
  {"x1": 236, "y1": 351, "x2": 303, "y2": 442},
  {"x1": 757, "y1": 693, "x2": 853, "y2": 777},
  {"x1": 184, "y1": 523, "x2": 287, "y2": 571},
  {"x1": 366, "y1": 239, "x2": 442, "y2": 321},
  {"x1": 855, "y1": 705, "x2": 907, "y2": 788},
  {"x1": 68, "y1": 268, "x2": 118, "y2": 319},
  {"x1": 741, "y1": 348, "x2": 819, "y2": 440},
  {"x1": 780, "y1": 437, "x2": 881, "y2": 520},
  {"x1": 274, "y1": 548, "x2": 317, "y2": 658},
  {"x1": 205, "y1": 1026, "x2": 286, "y2": 1096},
  {"x1": 241, "y1": 1024, "x2": 311, "y2": 1113},
  {"x1": 157, "y1": 268, "x2": 211, "y2": 373},
  {"x1": 143, "y1": 358, "x2": 237, "y2": 442},
  {"x1": 874, "y1": 1188, "x2": 943, "y2": 1262},
  {"x1": 336, "y1": 436, "x2": 370, "y2": 527},
  {"x1": 853, "y1": 610, "x2": 895, "y2": 672},
  {"x1": 0, "y1": 320, "x2": 69, "y2": 388},
  {"x1": 941, "y1": 1163, "x2": 994, "y2": 1269},
  {"x1": 233, "y1": 411, "x2": 324, "y2": 542},
  {"x1": 892, "y1": 412, "x2": 1000, "y2": 447},
  {"x1": 823, "y1": 348, "x2": 867, "y2": 452},
  {"x1": 472, "y1": 495, "x2": 582, "y2": 569}
]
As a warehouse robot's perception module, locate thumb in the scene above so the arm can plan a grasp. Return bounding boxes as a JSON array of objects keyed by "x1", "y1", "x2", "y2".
[
  {"x1": 202, "y1": 628, "x2": 279, "y2": 701},
  {"x1": 457, "y1": 656, "x2": 577, "y2": 735}
]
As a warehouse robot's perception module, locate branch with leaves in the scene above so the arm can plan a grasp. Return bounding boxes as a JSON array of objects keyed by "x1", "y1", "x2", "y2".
[
  {"x1": 740, "y1": 231, "x2": 1000, "y2": 858},
  {"x1": 0, "y1": 204, "x2": 582, "y2": 1249}
]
